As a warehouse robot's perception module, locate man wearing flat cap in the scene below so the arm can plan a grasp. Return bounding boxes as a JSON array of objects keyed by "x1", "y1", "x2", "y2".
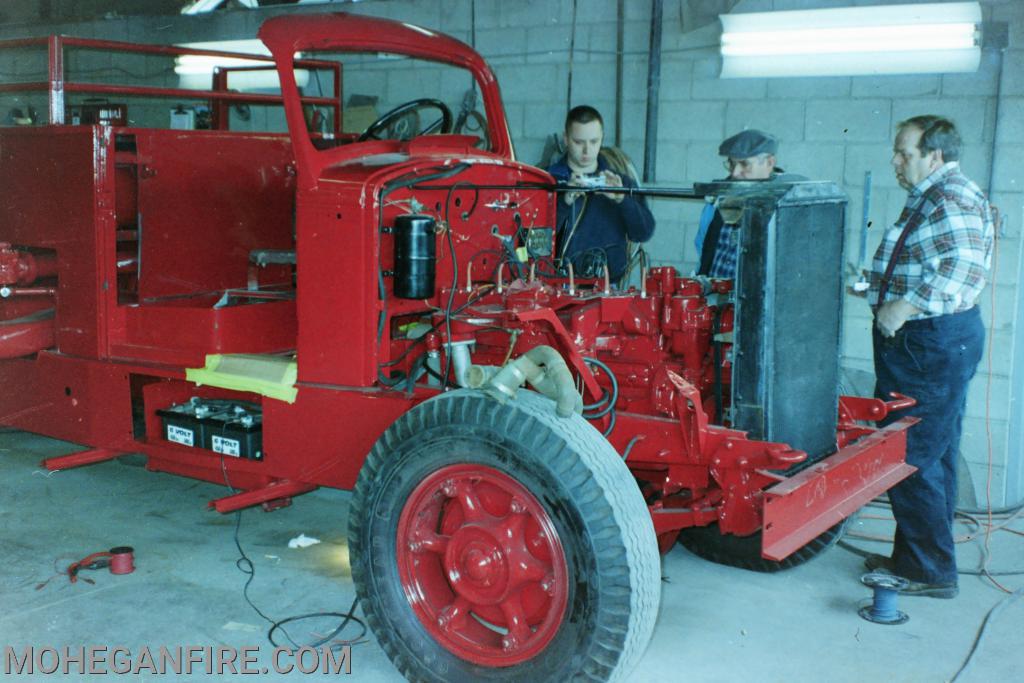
[{"x1": 694, "y1": 129, "x2": 804, "y2": 278}]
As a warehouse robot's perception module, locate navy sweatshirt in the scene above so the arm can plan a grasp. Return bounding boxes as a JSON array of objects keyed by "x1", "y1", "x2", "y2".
[{"x1": 547, "y1": 155, "x2": 655, "y2": 281}]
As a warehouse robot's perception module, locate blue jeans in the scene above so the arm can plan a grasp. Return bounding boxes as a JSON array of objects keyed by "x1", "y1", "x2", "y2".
[{"x1": 872, "y1": 306, "x2": 984, "y2": 584}]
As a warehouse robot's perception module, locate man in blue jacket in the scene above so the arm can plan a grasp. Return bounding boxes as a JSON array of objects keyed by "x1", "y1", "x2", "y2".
[
  {"x1": 547, "y1": 105, "x2": 655, "y2": 282},
  {"x1": 694, "y1": 129, "x2": 804, "y2": 278}
]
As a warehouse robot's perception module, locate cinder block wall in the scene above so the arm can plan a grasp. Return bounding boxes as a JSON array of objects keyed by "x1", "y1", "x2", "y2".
[{"x1": 0, "y1": 0, "x2": 1020, "y2": 504}]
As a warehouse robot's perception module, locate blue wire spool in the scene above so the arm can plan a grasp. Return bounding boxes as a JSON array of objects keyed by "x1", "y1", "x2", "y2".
[{"x1": 859, "y1": 572, "x2": 910, "y2": 625}]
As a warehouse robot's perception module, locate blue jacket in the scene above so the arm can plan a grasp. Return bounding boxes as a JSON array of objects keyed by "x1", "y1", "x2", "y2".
[
  {"x1": 694, "y1": 169, "x2": 808, "y2": 276},
  {"x1": 547, "y1": 155, "x2": 655, "y2": 281}
]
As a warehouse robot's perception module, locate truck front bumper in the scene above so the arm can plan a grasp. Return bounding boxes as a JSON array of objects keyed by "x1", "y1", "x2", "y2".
[{"x1": 760, "y1": 418, "x2": 916, "y2": 561}]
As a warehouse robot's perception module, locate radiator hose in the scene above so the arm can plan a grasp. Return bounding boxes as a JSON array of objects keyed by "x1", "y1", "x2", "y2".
[{"x1": 467, "y1": 345, "x2": 582, "y2": 418}]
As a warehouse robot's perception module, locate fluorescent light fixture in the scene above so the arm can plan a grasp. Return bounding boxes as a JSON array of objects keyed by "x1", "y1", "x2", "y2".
[
  {"x1": 180, "y1": 0, "x2": 228, "y2": 14},
  {"x1": 720, "y1": 2, "x2": 982, "y2": 78},
  {"x1": 182, "y1": 0, "x2": 338, "y2": 11},
  {"x1": 175, "y1": 39, "x2": 308, "y2": 91}
]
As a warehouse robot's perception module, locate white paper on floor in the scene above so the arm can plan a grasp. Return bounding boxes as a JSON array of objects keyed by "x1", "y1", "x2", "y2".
[{"x1": 287, "y1": 533, "x2": 321, "y2": 549}]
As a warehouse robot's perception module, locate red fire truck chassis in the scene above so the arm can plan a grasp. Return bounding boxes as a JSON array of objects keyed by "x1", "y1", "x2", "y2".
[{"x1": 0, "y1": 13, "x2": 914, "y2": 682}]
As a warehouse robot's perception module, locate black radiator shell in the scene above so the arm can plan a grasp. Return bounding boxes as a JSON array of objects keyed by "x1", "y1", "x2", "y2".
[{"x1": 726, "y1": 181, "x2": 847, "y2": 460}]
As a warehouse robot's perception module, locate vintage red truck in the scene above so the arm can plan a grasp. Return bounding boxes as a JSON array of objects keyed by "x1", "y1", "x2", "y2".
[{"x1": 0, "y1": 13, "x2": 914, "y2": 682}]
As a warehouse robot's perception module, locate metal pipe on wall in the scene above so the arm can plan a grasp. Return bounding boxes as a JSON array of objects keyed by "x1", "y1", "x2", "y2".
[
  {"x1": 566, "y1": 0, "x2": 578, "y2": 110},
  {"x1": 642, "y1": 0, "x2": 663, "y2": 183},
  {"x1": 614, "y1": 0, "x2": 624, "y2": 148}
]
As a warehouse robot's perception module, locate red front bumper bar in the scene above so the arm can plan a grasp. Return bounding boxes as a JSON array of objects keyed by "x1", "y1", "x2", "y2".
[{"x1": 760, "y1": 418, "x2": 916, "y2": 560}]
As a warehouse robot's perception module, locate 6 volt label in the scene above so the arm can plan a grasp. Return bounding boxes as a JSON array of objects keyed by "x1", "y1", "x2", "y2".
[
  {"x1": 212, "y1": 435, "x2": 241, "y2": 457},
  {"x1": 166, "y1": 425, "x2": 194, "y2": 447}
]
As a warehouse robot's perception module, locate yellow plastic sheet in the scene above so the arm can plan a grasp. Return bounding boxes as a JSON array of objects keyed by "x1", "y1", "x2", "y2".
[{"x1": 185, "y1": 354, "x2": 298, "y2": 404}]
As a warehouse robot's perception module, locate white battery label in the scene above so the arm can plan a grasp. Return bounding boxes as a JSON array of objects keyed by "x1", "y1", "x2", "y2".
[
  {"x1": 166, "y1": 425, "x2": 194, "y2": 447},
  {"x1": 212, "y1": 435, "x2": 241, "y2": 457}
]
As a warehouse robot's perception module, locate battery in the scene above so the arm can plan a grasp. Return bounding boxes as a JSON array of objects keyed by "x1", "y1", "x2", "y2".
[
  {"x1": 202, "y1": 404, "x2": 263, "y2": 460},
  {"x1": 156, "y1": 398, "x2": 263, "y2": 460},
  {"x1": 156, "y1": 399, "x2": 210, "y2": 448}
]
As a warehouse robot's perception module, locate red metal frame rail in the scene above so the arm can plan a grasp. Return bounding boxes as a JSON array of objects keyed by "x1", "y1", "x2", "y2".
[{"x1": 0, "y1": 35, "x2": 341, "y2": 132}]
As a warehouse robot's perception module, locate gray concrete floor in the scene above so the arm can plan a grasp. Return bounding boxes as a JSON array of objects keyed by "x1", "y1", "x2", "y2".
[{"x1": 1, "y1": 429, "x2": 1022, "y2": 682}]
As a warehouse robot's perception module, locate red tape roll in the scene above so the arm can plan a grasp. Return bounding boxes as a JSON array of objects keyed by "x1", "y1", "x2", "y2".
[{"x1": 108, "y1": 546, "x2": 135, "y2": 575}]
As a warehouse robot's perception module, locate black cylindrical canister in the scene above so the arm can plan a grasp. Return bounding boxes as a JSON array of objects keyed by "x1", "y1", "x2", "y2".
[{"x1": 393, "y1": 214, "x2": 436, "y2": 299}]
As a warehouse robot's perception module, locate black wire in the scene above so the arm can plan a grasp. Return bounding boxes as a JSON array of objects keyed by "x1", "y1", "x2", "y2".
[
  {"x1": 501, "y1": 240, "x2": 525, "y2": 281},
  {"x1": 583, "y1": 387, "x2": 612, "y2": 413},
  {"x1": 532, "y1": 256, "x2": 562, "y2": 278},
  {"x1": 950, "y1": 588, "x2": 1024, "y2": 682},
  {"x1": 379, "y1": 333, "x2": 428, "y2": 368},
  {"x1": 567, "y1": 246, "x2": 616, "y2": 281},
  {"x1": 376, "y1": 163, "x2": 472, "y2": 343},
  {"x1": 424, "y1": 363, "x2": 447, "y2": 383},
  {"x1": 711, "y1": 306, "x2": 724, "y2": 423},
  {"x1": 218, "y1": 457, "x2": 299, "y2": 647},
  {"x1": 410, "y1": 181, "x2": 554, "y2": 193},
  {"x1": 582, "y1": 356, "x2": 618, "y2": 420},
  {"x1": 377, "y1": 267, "x2": 388, "y2": 344},
  {"x1": 404, "y1": 178, "x2": 482, "y2": 389},
  {"x1": 375, "y1": 164, "x2": 471, "y2": 385},
  {"x1": 621, "y1": 435, "x2": 642, "y2": 460},
  {"x1": 379, "y1": 287, "x2": 493, "y2": 374},
  {"x1": 267, "y1": 595, "x2": 367, "y2": 651},
  {"x1": 377, "y1": 367, "x2": 408, "y2": 388},
  {"x1": 601, "y1": 409, "x2": 617, "y2": 437},
  {"x1": 581, "y1": 357, "x2": 618, "y2": 437},
  {"x1": 219, "y1": 457, "x2": 366, "y2": 652},
  {"x1": 405, "y1": 353, "x2": 430, "y2": 393},
  {"x1": 618, "y1": 244, "x2": 645, "y2": 288},
  {"x1": 440, "y1": 182, "x2": 463, "y2": 390},
  {"x1": 464, "y1": 186, "x2": 481, "y2": 216},
  {"x1": 837, "y1": 502, "x2": 1024, "y2": 576}
]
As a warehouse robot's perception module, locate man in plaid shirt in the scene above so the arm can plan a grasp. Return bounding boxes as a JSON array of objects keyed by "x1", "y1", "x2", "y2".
[{"x1": 862, "y1": 115, "x2": 994, "y2": 599}]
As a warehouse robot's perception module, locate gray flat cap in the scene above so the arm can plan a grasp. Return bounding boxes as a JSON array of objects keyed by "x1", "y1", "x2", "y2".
[{"x1": 719, "y1": 129, "x2": 778, "y2": 158}]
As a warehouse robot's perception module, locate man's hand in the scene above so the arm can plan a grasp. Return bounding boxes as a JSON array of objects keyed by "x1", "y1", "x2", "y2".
[
  {"x1": 564, "y1": 170, "x2": 625, "y2": 204},
  {"x1": 598, "y1": 170, "x2": 624, "y2": 203},
  {"x1": 875, "y1": 299, "x2": 922, "y2": 337},
  {"x1": 564, "y1": 173, "x2": 586, "y2": 205}
]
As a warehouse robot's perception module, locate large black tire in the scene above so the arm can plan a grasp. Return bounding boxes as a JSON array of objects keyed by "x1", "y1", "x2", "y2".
[
  {"x1": 349, "y1": 389, "x2": 660, "y2": 682},
  {"x1": 676, "y1": 518, "x2": 848, "y2": 573}
]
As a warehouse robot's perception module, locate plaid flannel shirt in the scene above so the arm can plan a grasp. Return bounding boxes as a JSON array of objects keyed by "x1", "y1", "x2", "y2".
[
  {"x1": 708, "y1": 222, "x2": 739, "y2": 279},
  {"x1": 869, "y1": 162, "x2": 994, "y2": 317}
]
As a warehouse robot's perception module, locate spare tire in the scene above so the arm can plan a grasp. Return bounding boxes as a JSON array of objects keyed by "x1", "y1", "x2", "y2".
[{"x1": 677, "y1": 518, "x2": 849, "y2": 573}]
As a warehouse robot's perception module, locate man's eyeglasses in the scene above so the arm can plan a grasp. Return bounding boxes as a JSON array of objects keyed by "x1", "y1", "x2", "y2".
[{"x1": 723, "y1": 155, "x2": 769, "y2": 172}]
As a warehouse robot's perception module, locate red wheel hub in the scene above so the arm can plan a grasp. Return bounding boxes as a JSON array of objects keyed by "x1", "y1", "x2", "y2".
[{"x1": 396, "y1": 463, "x2": 568, "y2": 666}]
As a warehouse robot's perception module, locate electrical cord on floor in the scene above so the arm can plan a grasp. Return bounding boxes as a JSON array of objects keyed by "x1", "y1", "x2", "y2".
[
  {"x1": 956, "y1": 501, "x2": 1024, "y2": 516},
  {"x1": 949, "y1": 587, "x2": 1024, "y2": 683},
  {"x1": 839, "y1": 499, "x2": 1024, "y2": 578},
  {"x1": 219, "y1": 457, "x2": 367, "y2": 652},
  {"x1": 839, "y1": 501, "x2": 1024, "y2": 682},
  {"x1": 267, "y1": 595, "x2": 366, "y2": 653}
]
